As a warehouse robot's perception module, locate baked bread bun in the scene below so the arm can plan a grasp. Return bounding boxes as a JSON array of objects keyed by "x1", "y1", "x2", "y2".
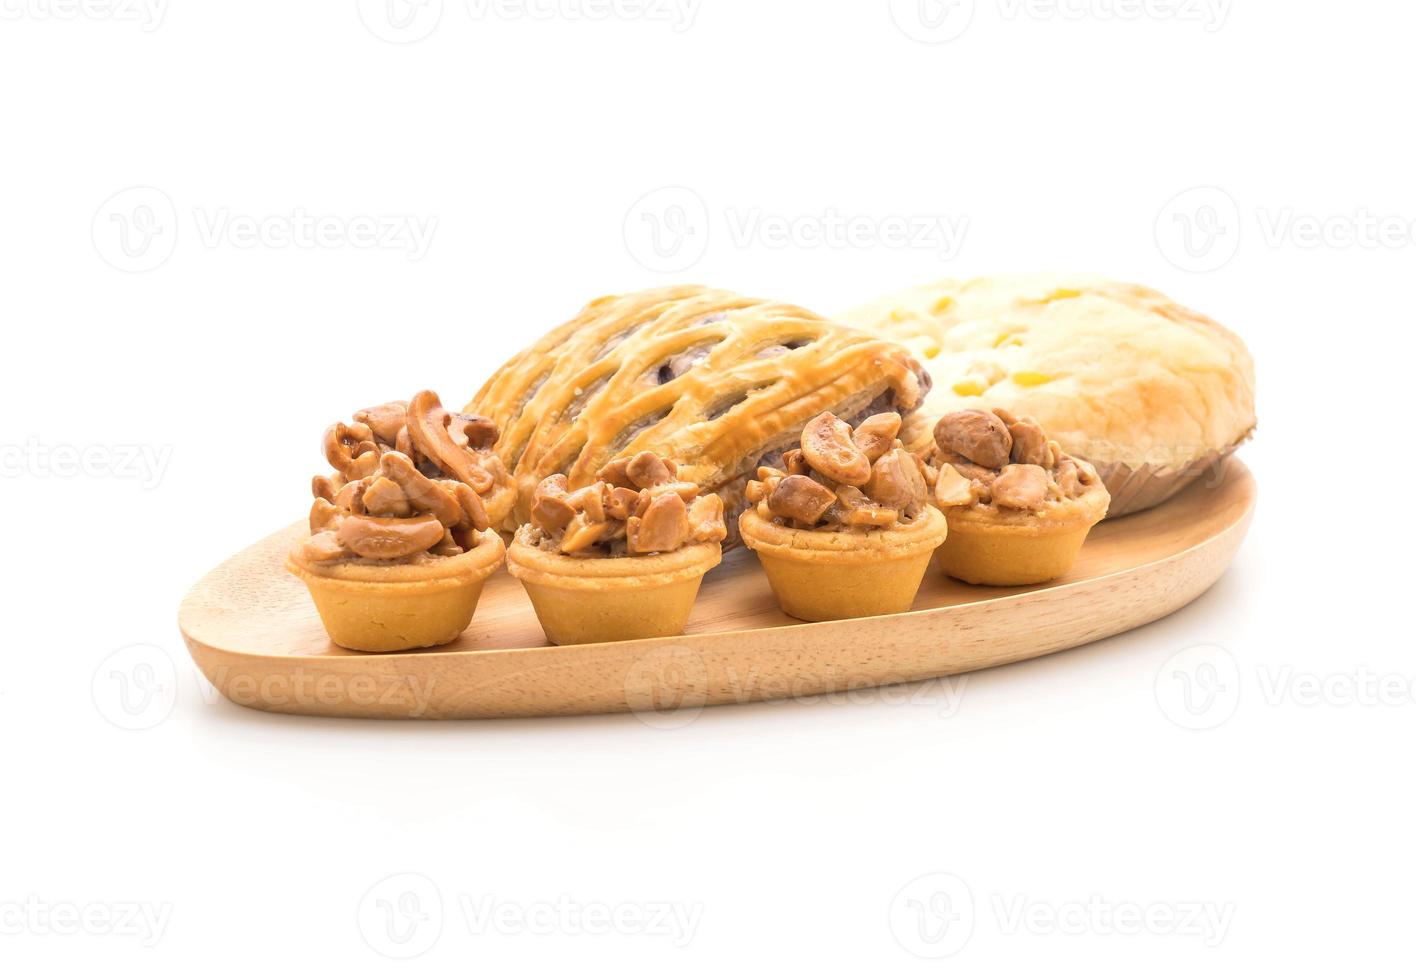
[
  {"x1": 843, "y1": 275, "x2": 1255, "y2": 516},
  {"x1": 468, "y1": 285, "x2": 930, "y2": 537}
]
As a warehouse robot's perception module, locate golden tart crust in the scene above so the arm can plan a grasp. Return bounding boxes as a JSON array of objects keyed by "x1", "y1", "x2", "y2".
[
  {"x1": 738, "y1": 506, "x2": 947, "y2": 622},
  {"x1": 506, "y1": 529, "x2": 722, "y2": 645},
  {"x1": 287, "y1": 531, "x2": 505, "y2": 652}
]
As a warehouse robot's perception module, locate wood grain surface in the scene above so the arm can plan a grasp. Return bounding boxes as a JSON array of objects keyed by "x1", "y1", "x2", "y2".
[{"x1": 179, "y1": 460, "x2": 1256, "y2": 720}]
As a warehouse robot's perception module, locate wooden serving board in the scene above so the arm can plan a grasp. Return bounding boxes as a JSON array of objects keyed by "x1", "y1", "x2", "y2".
[{"x1": 179, "y1": 460, "x2": 1255, "y2": 720}]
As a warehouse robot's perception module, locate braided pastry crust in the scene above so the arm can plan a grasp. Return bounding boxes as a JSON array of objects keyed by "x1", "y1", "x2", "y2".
[{"x1": 468, "y1": 286, "x2": 931, "y2": 535}]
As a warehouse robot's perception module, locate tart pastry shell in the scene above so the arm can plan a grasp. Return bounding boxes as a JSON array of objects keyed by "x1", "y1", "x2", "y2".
[
  {"x1": 506, "y1": 532, "x2": 722, "y2": 646},
  {"x1": 286, "y1": 531, "x2": 505, "y2": 653},
  {"x1": 934, "y1": 488, "x2": 1108, "y2": 586},
  {"x1": 737, "y1": 506, "x2": 948, "y2": 622}
]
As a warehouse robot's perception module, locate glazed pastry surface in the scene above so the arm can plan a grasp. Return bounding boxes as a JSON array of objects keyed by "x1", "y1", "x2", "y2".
[
  {"x1": 469, "y1": 286, "x2": 930, "y2": 531},
  {"x1": 842, "y1": 274, "x2": 1256, "y2": 471}
]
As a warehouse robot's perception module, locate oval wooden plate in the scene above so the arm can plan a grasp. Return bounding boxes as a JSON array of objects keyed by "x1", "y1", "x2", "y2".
[{"x1": 179, "y1": 460, "x2": 1255, "y2": 720}]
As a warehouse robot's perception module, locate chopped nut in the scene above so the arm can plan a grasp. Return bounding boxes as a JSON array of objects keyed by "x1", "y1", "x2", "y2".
[
  {"x1": 312, "y1": 474, "x2": 337, "y2": 503},
  {"x1": 565, "y1": 482, "x2": 607, "y2": 523},
  {"x1": 302, "y1": 530, "x2": 350, "y2": 562},
  {"x1": 353, "y1": 401, "x2": 409, "y2": 445},
  {"x1": 687, "y1": 494, "x2": 727, "y2": 543},
  {"x1": 451, "y1": 482, "x2": 489, "y2": 532},
  {"x1": 531, "y1": 475, "x2": 577, "y2": 533},
  {"x1": 380, "y1": 451, "x2": 463, "y2": 528},
  {"x1": 1007, "y1": 416, "x2": 1049, "y2": 466},
  {"x1": 309, "y1": 498, "x2": 341, "y2": 534},
  {"x1": 934, "y1": 410, "x2": 1013, "y2": 468},
  {"x1": 768, "y1": 474, "x2": 837, "y2": 526},
  {"x1": 595, "y1": 457, "x2": 633, "y2": 487},
  {"x1": 851, "y1": 412, "x2": 903, "y2": 463},
  {"x1": 865, "y1": 447, "x2": 927, "y2": 512},
  {"x1": 628, "y1": 492, "x2": 689, "y2": 553},
  {"x1": 933, "y1": 464, "x2": 975, "y2": 508},
  {"x1": 448, "y1": 413, "x2": 498, "y2": 451},
  {"x1": 991, "y1": 464, "x2": 1050, "y2": 510},
  {"x1": 604, "y1": 486, "x2": 639, "y2": 520},
  {"x1": 561, "y1": 512, "x2": 610, "y2": 553},
  {"x1": 801, "y1": 412, "x2": 872, "y2": 485},
  {"x1": 361, "y1": 476, "x2": 413, "y2": 518},
  {"x1": 782, "y1": 449, "x2": 810, "y2": 476},
  {"x1": 626, "y1": 450, "x2": 673, "y2": 488}
]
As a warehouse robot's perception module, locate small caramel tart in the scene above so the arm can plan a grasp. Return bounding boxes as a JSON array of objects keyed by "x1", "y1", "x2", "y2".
[
  {"x1": 738, "y1": 506, "x2": 947, "y2": 622},
  {"x1": 287, "y1": 531, "x2": 504, "y2": 653},
  {"x1": 934, "y1": 485, "x2": 1107, "y2": 586},
  {"x1": 506, "y1": 529, "x2": 721, "y2": 645}
]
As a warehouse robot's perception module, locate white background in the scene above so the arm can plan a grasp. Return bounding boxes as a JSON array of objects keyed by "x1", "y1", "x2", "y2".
[{"x1": 2, "y1": 0, "x2": 1412, "y2": 975}]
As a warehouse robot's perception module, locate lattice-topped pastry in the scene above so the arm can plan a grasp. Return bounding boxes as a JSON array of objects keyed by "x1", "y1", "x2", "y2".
[{"x1": 468, "y1": 286, "x2": 931, "y2": 535}]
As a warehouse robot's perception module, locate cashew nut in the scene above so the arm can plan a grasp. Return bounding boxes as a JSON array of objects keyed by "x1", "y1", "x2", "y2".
[
  {"x1": 768, "y1": 474, "x2": 837, "y2": 526},
  {"x1": 336, "y1": 513, "x2": 445, "y2": 559},
  {"x1": 933, "y1": 410, "x2": 1012, "y2": 469},
  {"x1": 851, "y1": 412, "x2": 902, "y2": 463},
  {"x1": 991, "y1": 464, "x2": 1050, "y2": 511},
  {"x1": 801, "y1": 412, "x2": 871, "y2": 486}
]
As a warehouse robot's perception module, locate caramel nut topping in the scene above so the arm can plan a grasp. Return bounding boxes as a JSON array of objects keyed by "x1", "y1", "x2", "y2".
[
  {"x1": 300, "y1": 390, "x2": 505, "y2": 564},
  {"x1": 527, "y1": 450, "x2": 724, "y2": 557},
  {"x1": 925, "y1": 407, "x2": 1103, "y2": 514},
  {"x1": 801, "y1": 412, "x2": 872, "y2": 485},
  {"x1": 755, "y1": 412, "x2": 928, "y2": 532},
  {"x1": 933, "y1": 410, "x2": 1013, "y2": 469}
]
